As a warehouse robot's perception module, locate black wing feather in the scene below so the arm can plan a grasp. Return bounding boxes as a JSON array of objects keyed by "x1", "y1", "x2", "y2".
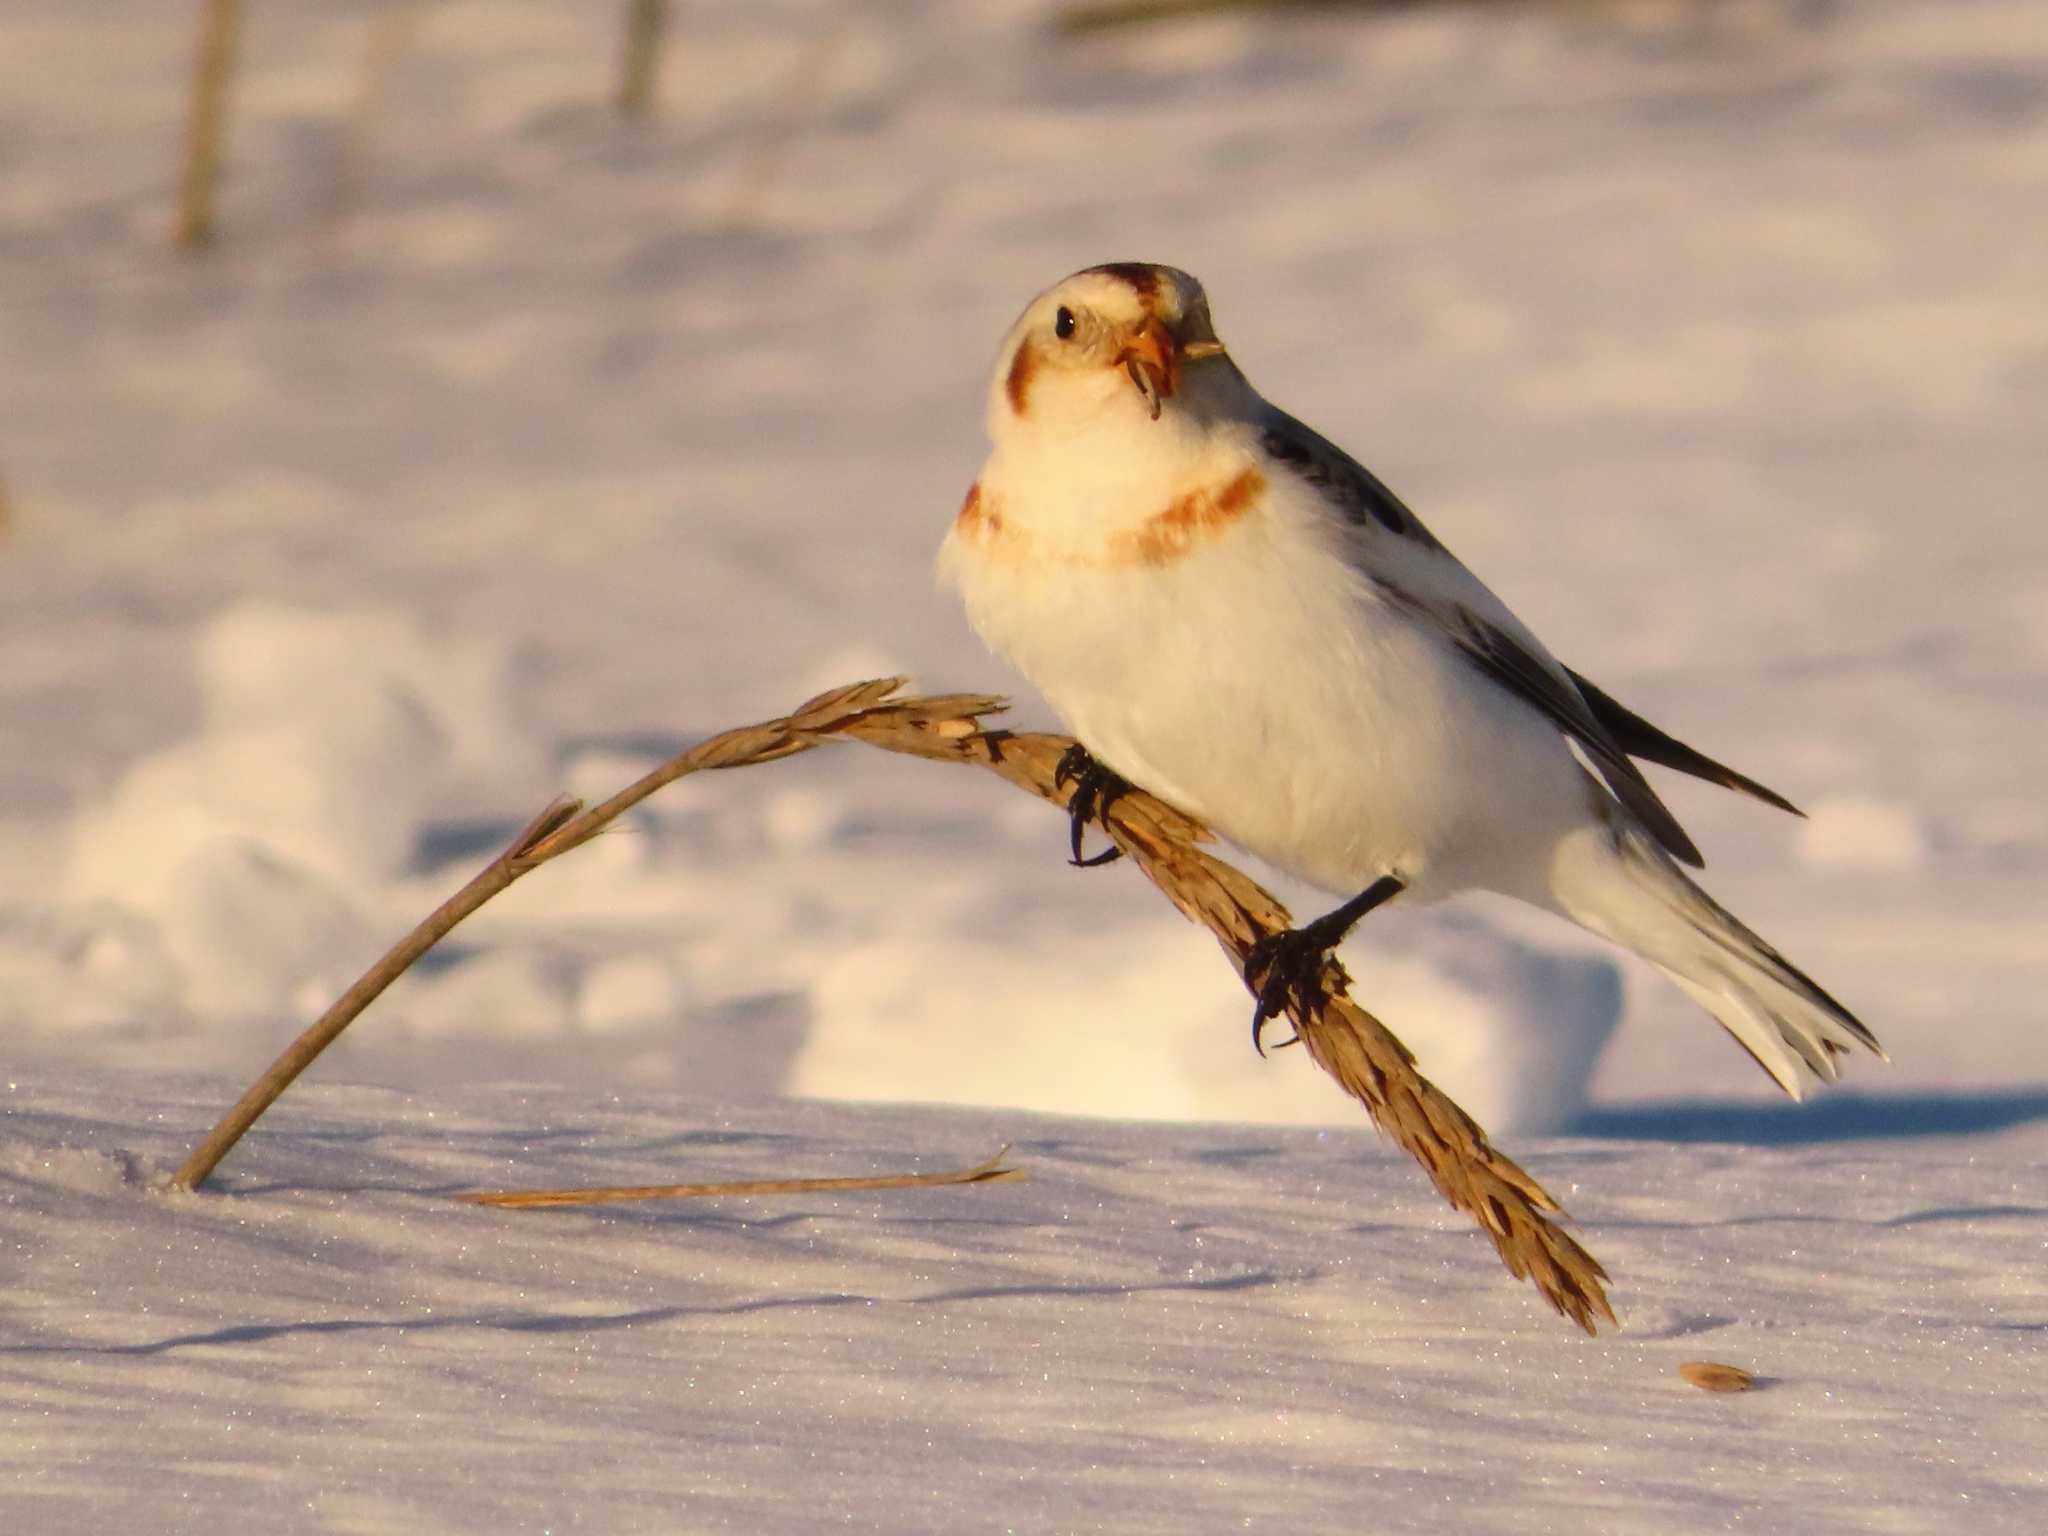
[
  {"x1": 1363, "y1": 576, "x2": 1706, "y2": 866},
  {"x1": 1564, "y1": 669, "x2": 1803, "y2": 818},
  {"x1": 1259, "y1": 415, "x2": 1443, "y2": 552},
  {"x1": 1441, "y1": 614, "x2": 1708, "y2": 868},
  {"x1": 1261, "y1": 406, "x2": 1788, "y2": 865}
]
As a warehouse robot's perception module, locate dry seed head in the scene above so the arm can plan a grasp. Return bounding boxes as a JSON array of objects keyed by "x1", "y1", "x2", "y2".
[{"x1": 1678, "y1": 1361, "x2": 1757, "y2": 1393}]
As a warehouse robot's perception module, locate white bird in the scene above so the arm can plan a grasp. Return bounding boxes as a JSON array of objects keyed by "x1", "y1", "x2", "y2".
[{"x1": 940, "y1": 262, "x2": 1883, "y2": 1096}]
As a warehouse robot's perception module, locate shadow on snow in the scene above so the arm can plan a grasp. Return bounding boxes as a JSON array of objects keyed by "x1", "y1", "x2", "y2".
[{"x1": 1567, "y1": 1088, "x2": 2048, "y2": 1144}]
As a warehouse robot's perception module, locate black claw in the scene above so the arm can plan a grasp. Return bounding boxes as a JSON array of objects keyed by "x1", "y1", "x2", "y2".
[
  {"x1": 1053, "y1": 742, "x2": 1090, "y2": 793},
  {"x1": 1247, "y1": 929, "x2": 1329, "y2": 1056},
  {"x1": 1244, "y1": 876, "x2": 1407, "y2": 1058},
  {"x1": 1054, "y1": 743, "x2": 1130, "y2": 868}
]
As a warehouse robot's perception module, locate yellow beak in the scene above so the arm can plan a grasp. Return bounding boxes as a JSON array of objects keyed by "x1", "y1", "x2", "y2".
[{"x1": 1117, "y1": 323, "x2": 1225, "y2": 421}]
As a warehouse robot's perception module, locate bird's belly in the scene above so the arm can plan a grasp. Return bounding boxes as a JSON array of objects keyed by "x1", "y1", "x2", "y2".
[{"x1": 951, "y1": 527, "x2": 1582, "y2": 900}]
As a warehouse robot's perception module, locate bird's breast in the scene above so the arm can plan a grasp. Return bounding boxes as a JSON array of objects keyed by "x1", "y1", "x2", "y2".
[
  {"x1": 943, "y1": 481, "x2": 1581, "y2": 898},
  {"x1": 949, "y1": 466, "x2": 1268, "y2": 571}
]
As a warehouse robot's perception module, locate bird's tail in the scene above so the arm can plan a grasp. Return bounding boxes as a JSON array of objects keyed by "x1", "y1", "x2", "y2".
[{"x1": 1547, "y1": 820, "x2": 1885, "y2": 1098}]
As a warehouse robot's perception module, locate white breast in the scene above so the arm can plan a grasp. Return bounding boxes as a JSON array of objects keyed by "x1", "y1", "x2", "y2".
[{"x1": 942, "y1": 464, "x2": 1589, "y2": 904}]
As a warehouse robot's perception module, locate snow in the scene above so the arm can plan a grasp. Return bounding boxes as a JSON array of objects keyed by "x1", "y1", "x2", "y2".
[
  {"x1": 4, "y1": 1070, "x2": 2044, "y2": 1533},
  {"x1": 1795, "y1": 793, "x2": 1932, "y2": 871},
  {"x1": 2, "y1": 0, "x2": 2045, "y2": 1527},
  {"x1": 794, "y1": 908, "x2": 1618, "y2": 1134}
]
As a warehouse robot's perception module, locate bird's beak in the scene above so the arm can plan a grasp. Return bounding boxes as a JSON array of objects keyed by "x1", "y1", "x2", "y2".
[
  {"x1": 1118, "y1": 321, "x2": 1227, "y2": 422},
  {"x1": 1118, "y1": 319, "x2": 1176, "y2": 421}
]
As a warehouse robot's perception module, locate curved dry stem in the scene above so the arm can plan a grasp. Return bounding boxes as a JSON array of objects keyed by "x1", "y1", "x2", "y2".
[
  {"x1": 171, "y1": 677, "x2": 1613, "y2": 1332},
  {"x1": 167, "y1": 677, "x2": 976, "y2": 1192},
  {"x1": 838, "y1": 703, "x2": 1614, "y2": 1333}
]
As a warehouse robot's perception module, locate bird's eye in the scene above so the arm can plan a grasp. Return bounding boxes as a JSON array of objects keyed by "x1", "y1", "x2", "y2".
[{"x1": 1054, "y1": 306, "x2": 1077, "y2": 341}]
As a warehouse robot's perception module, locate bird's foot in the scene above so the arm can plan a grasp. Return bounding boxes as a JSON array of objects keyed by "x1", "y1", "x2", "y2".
[
  {"x1": 1246, "y1": 920, "x2": 1347, "y2": 1056},
  {"x1": 1053, "y1": 743, "x2": 1130, "y2": 867},
  {"x1": 1245, "y1": 876, "x2": 1406, "y2": 1056}
]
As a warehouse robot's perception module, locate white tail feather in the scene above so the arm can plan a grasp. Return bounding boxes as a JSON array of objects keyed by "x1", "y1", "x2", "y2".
[{"x1": 1549, "y1": 822, "x2": 1884, "y2": 1098}]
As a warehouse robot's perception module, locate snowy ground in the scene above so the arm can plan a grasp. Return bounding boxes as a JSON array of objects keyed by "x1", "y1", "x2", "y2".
[
  {"x1": 3, "y1": 0, "x2": 2045, "y2": 1528},
  {"x1": 5, "y1": 1071, "x2": 2045, "y2": 1534}
]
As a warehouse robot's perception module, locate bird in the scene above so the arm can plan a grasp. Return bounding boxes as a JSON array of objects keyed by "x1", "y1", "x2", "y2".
[{"x1": 938, "y1": 261, "x2": 1883, "y2": 1098}]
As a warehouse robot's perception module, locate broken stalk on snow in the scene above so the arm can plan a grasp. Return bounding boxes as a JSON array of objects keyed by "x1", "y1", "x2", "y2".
[{"x1": 461, "y1": 1144, "x2": 1024, "y2": 1208}]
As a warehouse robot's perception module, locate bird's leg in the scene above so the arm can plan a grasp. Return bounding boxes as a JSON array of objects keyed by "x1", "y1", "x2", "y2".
[
  {"x1": 1246, "y1": 875, "x2": 1405, "y2": 1056},
  {"x1": 1053, "y1": 742, "x2": 1131, "y2": 867}
]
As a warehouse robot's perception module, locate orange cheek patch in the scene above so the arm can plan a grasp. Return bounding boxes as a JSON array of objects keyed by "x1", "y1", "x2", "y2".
[
  {"x1": 1004, "y1": 341, "x2": 1036, "y2": 417},
  {"x1": 1107, "y1": 467, "x2": 1265, "y2": 567}
]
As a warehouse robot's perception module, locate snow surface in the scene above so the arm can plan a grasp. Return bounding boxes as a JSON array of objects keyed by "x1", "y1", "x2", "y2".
[
  {"x1": 5, "y1": 1071, "x2": 2046, "y2": 1534},
  {"x1": 3, "y1": 0, "x2": 2046, "y2": 1528}
]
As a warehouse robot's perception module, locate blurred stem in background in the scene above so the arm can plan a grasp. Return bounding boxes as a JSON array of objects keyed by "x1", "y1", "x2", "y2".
[
  {"x1": 175, "y1": 0, "x2": 241, "y2": 249},
  {"x1": 329, "y1": 1, "x2": 427, "y2": 239},
  {"x1": 618, "y1": 0, "x2": 670, "y2": 116}
]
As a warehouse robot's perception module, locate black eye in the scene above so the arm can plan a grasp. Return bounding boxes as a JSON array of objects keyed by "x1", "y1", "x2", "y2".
[{"x1": 1054, "y1": 306, "x2": 1077, "y2": 341}]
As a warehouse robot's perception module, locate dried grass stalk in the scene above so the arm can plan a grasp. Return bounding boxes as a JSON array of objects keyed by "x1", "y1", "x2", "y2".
[
  {"x1": 616, "y1": 0, "x2": 669, "y2": 116},
  {"x1": 171, "y1": 678, "x2": 1612, "y2": 1332},
  {"x1": 461, "y1": 1145, "x2": 1022, "y2": 1209},
  {"x1": 835, "y1": 696, "x2": 1615, "y2": 1333},
  {"x1": 1058, "y1": 0, "x2": 1350, "y2": 36},
  {"x1": 174, "y1": 0, "x2": 241, "y2": 249},
  {"x1": 167, "y1": 677, "x2": 957, "y2": 1193},
  {"x1": 719, "y1": 5, "x2": 850, "y2": 226},
  {"x1": 325, "y1": 1, "x2": 426, "y2": 237}
]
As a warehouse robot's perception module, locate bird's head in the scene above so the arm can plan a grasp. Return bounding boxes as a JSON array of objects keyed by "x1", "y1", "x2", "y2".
[{"x1": 986, "y1": 263, "x2": 1233, "y2": 443}]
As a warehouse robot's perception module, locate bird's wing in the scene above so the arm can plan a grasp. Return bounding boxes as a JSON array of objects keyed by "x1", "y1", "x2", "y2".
[
  {"x1": 1258, "y1": 409, "x2": 1709, "y2": 868},
  {"x1": 1564, "y1": 669, "x2": 1801, "y2": 817},
  {"x1": 1257, "y1": 412, "x2": 1445, "y2": 554},
  {"x1": 1404, "y1": 595, "x2": 1710, "y2": 867}
]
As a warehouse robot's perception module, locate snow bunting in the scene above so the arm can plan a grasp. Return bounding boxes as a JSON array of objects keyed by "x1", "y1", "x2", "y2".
[{"x1": 939, "y1": 261, "x2": 1883, "y2": 1097}]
